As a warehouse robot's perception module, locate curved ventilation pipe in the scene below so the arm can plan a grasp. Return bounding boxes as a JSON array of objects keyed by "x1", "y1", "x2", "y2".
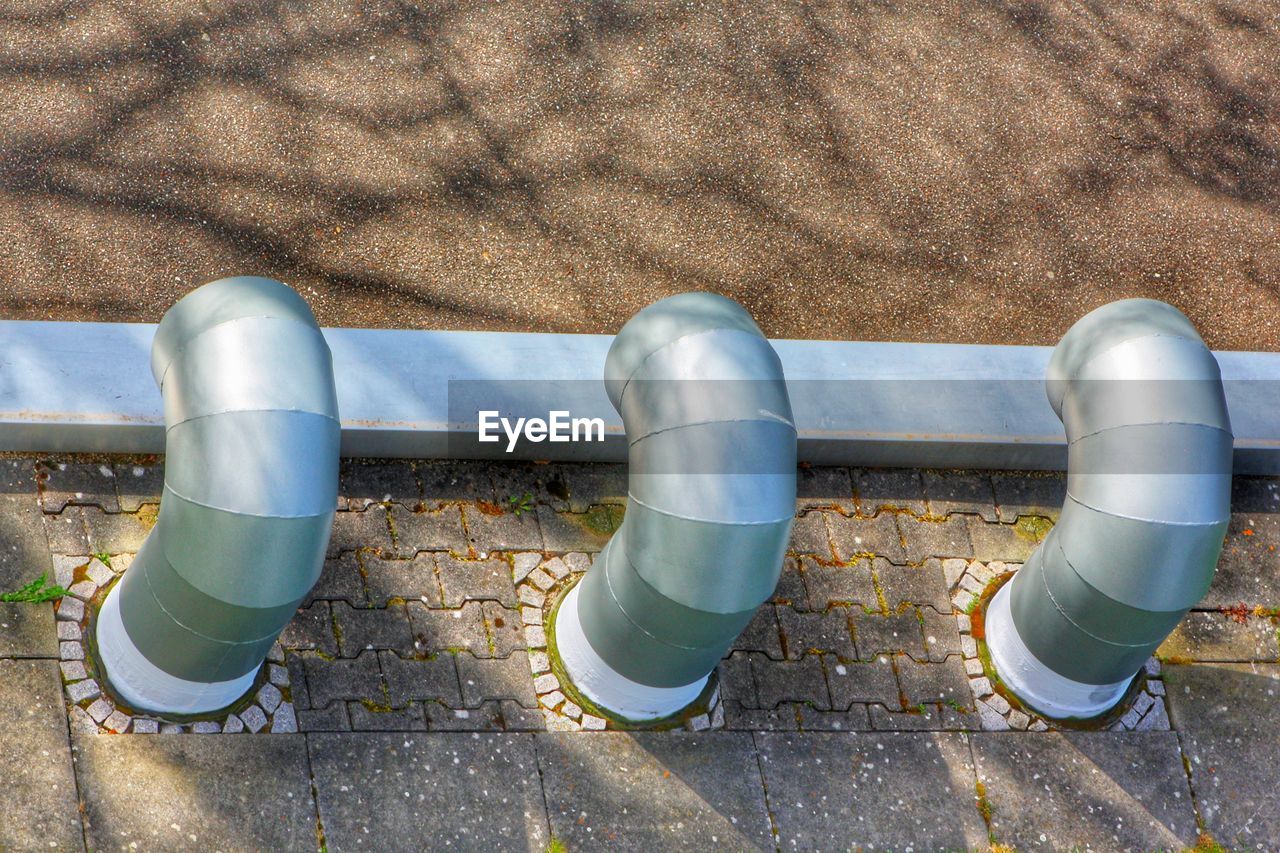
[
  {"x1": 96, "y1": 276, "x2": 340, "y2": 714},
  {"x1": 986, "y1": 299, "x2": 1232, "y2": 718},
  {"x1": 555, "y1": 292, "x2": 797, "y2": 720}
]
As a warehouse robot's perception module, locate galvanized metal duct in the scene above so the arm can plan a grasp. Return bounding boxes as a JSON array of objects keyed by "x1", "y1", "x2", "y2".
[
  {"x1": 96, "y1": 276, "x2": 340, "y2": 714},
  {"x1": 555, "y1": 292, "x2": 797, "y2": 720},
  {"x1": 986, "y1": 299, "x2": 1233, "y2": 718}
]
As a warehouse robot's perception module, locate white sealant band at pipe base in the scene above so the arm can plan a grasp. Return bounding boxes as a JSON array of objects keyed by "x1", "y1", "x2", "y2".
[
  {"x1": 984, "y1": 582, "x2": 1131, "y2": 719},
  {"x1": 556, "y1": 582, "x2": 708, "y2": 721},
  {"x1": 95, "y1": 583, "x2": 259, "y2": 715}
]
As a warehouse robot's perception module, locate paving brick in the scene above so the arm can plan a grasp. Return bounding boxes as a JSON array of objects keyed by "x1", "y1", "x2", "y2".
[
  {"x1": 717, "y1": 652, "x2": 757, "y2": 707},
  {"x1": 362, "y1": 551, "x2": 442, "y2": 607},
  {"x1": 303, "y1": 649, "x2": 383, "y2": 710},
  {"x1": 921, "y1": 607, "x2": 964, "y2": 662},
  {"x1": 800, "y1": 556, "x2": 877, "y2": 611},
  {"x1": 416, "y1": 460, "x2": 498, "y2": 507},
  {"x1": 458, "y1": 651, "x2": 538, "y2": 709},
  {"x1": 868, "y1": 704, "x2": 942, "y2": 730},
  {"x1": 460, "y1": 502, "x2": 542, "y2": 552},
  {"x1": 349, "y1": 700, "x2": 427, "y2": 731},
  {"x1": 0, "y1": 458, "x2": 38, "y2": 493},
  {"x1": 380, "y1": 650, "x2": 462, "y2": 707},
  {"x1": 542, "y1": 463, "x2": 628, "y2": 513},
  {"x1": 1158, "y1": 610, "x2": 1280, "y2": 662},
  {"x1": 424, "y1": 700, "x2": 505, "y2": 731},
  {"x1": 966, "y1": 516, "x2": 1040, "y2": 562},
  {"x1": 875, "y1": 557, "x2": 952, "y2": 612},
  {"x1": 0, "y1": 659, "x2": 82, "y2": 850},
  {"x1": 340, "y1": 460, "x2": 420, "y2": 509},
  {"x1": 112, "y1": 462, "x2": 164, "y2": 512},
  {"x1": 723, "y1": 701, "x2": 800, "y2": 730},
  {"x1": 992, "y1": 472, "x2": 1067, "y2": 522},
  {"x1": 752, "y1": 654, "x2": 830, "y2": 710},
  {"x1": 327, "y1": 507, "x2": 392, "y2": 557},
  {"x1": 828, "y1": 511, "x2": 905, "y2": 562},
  {"x1": 757, "y1": 732, "x2": 986, "y2": 850},
  {"x1": 796, "y1": 466, "x2": 855, "y2": 512},
  {"x1": 787, "y1": 510, "x2": 832, "y2": 557},
  {"x1": 732, "y1": 604, "x2": 784, "y2": 658},
  {"x1": 896, "y1": 655, "x2": 971, "y2": 706},
  {"x1": 825, "y1": 656, "x2": 900, "y2": 709},
  {"x1": 303, "y1": 551, "x2": 367, "y2": 607},
  {"x1": 297, "y1": 703, "x2": 351, "y2": 732},
  {"x1": 406, "y1": 601, "x2": 489, "y2": 656},
  {"x1": 333, "y1": 601, "x2": 415, "y2": 656},
  {"x1": 770, "y1": 557, "x2": 811, "y2": 608},
  {"x1": 389, "y1": 504, "x2": 468, "y2": 555},
  {"x1": 537, "y1": 733, "x2": 771, "y2": 850},
  {"x1": 279, "y1": 601, "x2": 338, "y2": 657},
  {"x1": 436, "y1": 553, "x2": 517, "y2": 607},
  {"x1": 796, "y1": 704, "x2": 871, "y2": 731},
  {"x1": 310, "y1": 732, "x2": 548, "y2": 850},
  {"x1": 536, "y1": 504, "x2": 622, "y2": 552},
  {"x1": 852, "y1": 468, "x2": 927, "y2": 516},
  {"x1": 777, "y1": 606, "x2": 856, "y2": 660},
  {"x1": 41, "y1": 509, "x2": 89, "y2": 555},
  {"x1": 852, "y1": 609, "x2": 926, "y2": 660},
  {"x1": 37, "y1": 461, "x2": 120, "y2": 512},
  {"x1": 82, "y1": 506, "x2": 152, "y2": 553},
  {"x1": 972, "y1": 732, "x2": 1197, "y2": 850},
  {"x1": 922, "y1": 470, "x2": 997, "y2": 521},
  {"x1": 896, "y1": 514, "x2": 973, "y2": 562},
  {"x1": 1203, "y1": 512, "x2": 1280, "y2": 609},
  {"x1": 0, "y1": 601, "x2": 57, "y2": 658},
  {"x1": 482, "y1": 601, "x2": 525, "y2": 657}
]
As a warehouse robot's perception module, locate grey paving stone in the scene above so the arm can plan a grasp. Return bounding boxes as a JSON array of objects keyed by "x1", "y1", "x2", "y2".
[
  {"x1": 723, "y1": 701, "x2": 801, "y2": 731},
  {"x1": 922, "y1": 470, "x2": 997, "y2": 521},
  {"x1": 436, "y1": 553, "x2": 517, "y2": 607},
  {"x1": 0, "y1": 600, "x2": 58, "y2": 658},
  {"x1": 541, "y1": 463, "x2": 629, "y2": 513},
  {"x1": 787, "y1": 511, "x2": 834, "y2": 558},
  {"x1": 327, "y1": 507, "x2": 393, "y2": 558},
  {"x1": 875, "y1": 557, "x2": 952, "y2": 612},
  {"x1": 112, "y1": 462, "x2": 163, "y2": 512},
  {"x1": 896, "y1": 655, "x2": 971, "y2": 706},
  {"x1": 304, "y1": 552, "x2": 367, "y2": 606},
  {"x1": 796, "y1": 465, "x2": 855, "y2": 512},
  {"x1": 796, "y1": 704, "x2": 872, "y2": 731},
  {"x1": 457, "y1": 651, "x2": 538, "y2": 709},
  {"x1": 363, "y1": 551, "x2": 442, "y2": 607},
  {"x1": 1, "y1": 493, "x2": 55, "y2": 585},
  {"x1": 717, "y1": 652, "x2": 758, "y2": 707},
  {"x1": 537, "y1": 732, "x2": 772, "y2": 851},
  {"x1": 340, "y1": 460, "x2": 421, "y2": 509},
  {"x1": 757, "y1": 732, "x2": 986, "y2": 850},
  {"x1": 1165, "y1": 663, "x2": 1280, "y2": 847},
  {"x1": 0, "y1": 659, "x2": 82, "y2": 851},
  {"x1": 303, "y1": 650, "x2": 384, "y2": 710},
  {"x1": 827, "y1": 511, "x2": 905, "y2": 563},
  {"x1": 81, "y1": 506, "x2": 151, "y2": 553},
  {"x1": 921, "y1": 607, "x2": 965, "y2": 662},
  {"x1": 76, "y1": 733, "x2": 315, "y2": 850},
  {"x1": 732, "y1": 604, "x2": 785, "y2": 659},
  {"x1": 825, "y1": 656, "x2": 900, "y2": 710},
  {"x1": 41, "y1": 508, "x2": 89, "y2": 555},
  {"x1": 460, "y1": 502, "x2": 543, "y2": 553},
  {"x1": 424, "y1": 700, "x2": 507, "y2": 732},
  {"x1": 776, "y1": 607, "x2": 856, "y2": 660},
  {"x1": 349, "y1": 700, "x2": 427, "y2": 731},
  {"x1": 1158, "y1": 610, "x2": 1280, "y2": 662},
  {"x1": 481, "y1": 601, "x2": 525, "y2": 658},
  {"x1": 966, "y1": 516, "x2": 1041, "y2": 562},
  {"x1": 66, "y1": 678, "x2": 101, "y2": 703},
  {"x1": 389, "y1": 504, "x2": 469, "y2": 555},
  {"x1": 416, "y1": 460, "x2": 498, "y2": 507},
  {"x1": 896, "y1": 514, "x2": 973, "y2": 563},
  {"x1": 37, "y1": 460, "x2": 120, "y2": 513},
  {"x1": 992, "y1": 471, "x2": 1066, "y2": 522},
  {"x1": 271, "y1": 702, "x2": 298, "y2": 733},
  {"x1": 310, "y1": 732, "x2": 549, "y2": 850},
  {"x1": 0, "y1": 458, "x2": 38, "y2": 492},
  {"x1": 852, "y1": 467, "x2": 927, "y2": 516},
  {"x1": 1204, "y1": 513, "x2": 1280, "y2": 609},
  {"x1": 407, "y1": 600, "x2": 490, "y2": 656},
  {"x1": 279, "y1": 601, "x2": 338, "y2": 657},
  {"x1": 298, "y1": 702, "x2": 352, "y2": 732},
  {"x1": 333, "y1": 601, "x2": 415, "y2": 657},
  {"x1": 852, "y1": 609, "x2": 926, "y2": 660},
  {"x1": 752, "y1": 654, "x2": 831, "y2": 710},
  {"x1": 800, "y1": 556, "x2": 877, "y2": 612},
  {"x1": 380, "y1": 650, "x2": 463, "y2": 708},
  {"x1": 536, "y1": 504, "x2": 622, "y2": 552},
  {"x1": 971, "y1": 732, "x2": 1198, "y2": 850},
  {"x1": 868, "y1": 704, "x2": 942, "y2": 730}
]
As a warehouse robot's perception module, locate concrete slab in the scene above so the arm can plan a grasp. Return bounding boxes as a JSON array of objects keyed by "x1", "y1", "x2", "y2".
[
  {"x1": 755, "y1": 732, "x2": 987, "y2": 850},
  {"x1": 0, "y1": 659, "x2": 82, "y2": 850},
  {"x1": 971, "y1": 732, "x2": 1198, "y2": 850},
  {"x1": 74, "y1": 733, "x2": 316, "y2": 851},
  {"x1": 308, "y1": 732, "x2": 549, "y2": 851},
  {"x1": 1165, "y1": 663, "x2": 1280, "y2": 849},
  {"x1": 535, "y1": 732, "x2": 773, "y2": 851}
]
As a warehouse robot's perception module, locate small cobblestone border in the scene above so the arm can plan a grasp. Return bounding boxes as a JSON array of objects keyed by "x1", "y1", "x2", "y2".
[
  {"x1": 52, "y1": 554, "x2": 298, "y2": 735},
  {"x1": 513, "y1": 552, "x2": 724, "y2": 732},
  {"x1": 947, "y1": 558, "x2": 1171, "y2": 732}
]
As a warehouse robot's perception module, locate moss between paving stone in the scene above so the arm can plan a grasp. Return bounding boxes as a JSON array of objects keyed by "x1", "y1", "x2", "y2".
[
  {"x1": 971, "y1": 571, "x2": 1145, "y2": 729},
  {"x1": 544, "y1": 575, "x2": 718, "y2": 731}
]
